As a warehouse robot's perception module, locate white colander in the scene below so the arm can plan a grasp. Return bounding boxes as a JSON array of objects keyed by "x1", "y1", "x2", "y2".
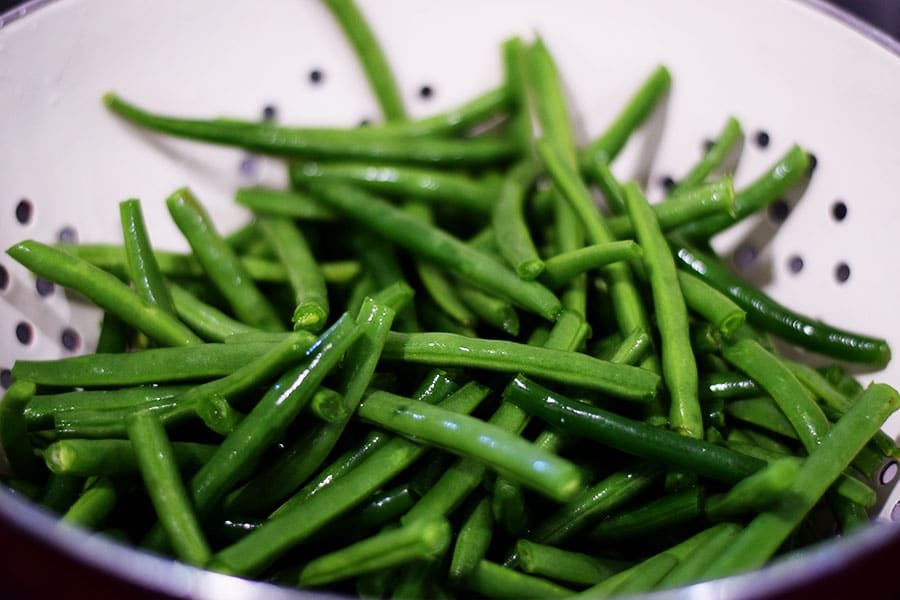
[{"x1": 1, "y1": 0, "x2": 900, "y2": 597}]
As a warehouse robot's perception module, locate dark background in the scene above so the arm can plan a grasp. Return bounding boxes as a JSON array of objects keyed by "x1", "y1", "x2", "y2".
[{"x1": 1, "y1": 0, "x2": 899, "y2": 41}]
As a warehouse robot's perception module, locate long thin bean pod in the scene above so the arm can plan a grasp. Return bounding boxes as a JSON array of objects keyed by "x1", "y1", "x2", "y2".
[
  {"x1": 168, "y1": 283, "x2": 261, "y2": 342},
  {"x1": 119, "y1": 198, "x2": 177, "y2": 316},
  {"x1": 540, "y1": 241, "x2": 642, "y2": 290},
  {"x1": 493, "y1": 161, "x2": 543, "y2": 279},
  {"x1": 382, "y1": 331, "x2": 659, "y2": 401},
  {"x1": 449, "y1": 496, "x2": 494, "y2": 582},
  {"x1": 45, "y1": 439, "x2": 216, "y2": 477},
  {"x1": 669, "y1": 116, "x2": 743, "y2": 195},
  {"x1": 304, "y1": 180, "x2": 562, "y2": 321},
  {"x1": 166, "y1": 187, "x2": 283, "y2": 331},
  {"x1": 6, "y1": 241, "x2": 200, "y2": 347}
]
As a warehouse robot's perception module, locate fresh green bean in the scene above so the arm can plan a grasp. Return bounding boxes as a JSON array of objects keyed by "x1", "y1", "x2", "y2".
[
  {"x1": 673, "y1": 239, "x2": 891, "y2": 367},
  {"x1": 24, "y1": 385, "x2": 189, "y2": 430},
  {"x1": 358, "y1": 390, "x2": 582, "y2": 502},
  {"x1": 7, "y1": 241, "x2": 200, "y2": 347},
  {"x1": 127, "y1": 411, "x2": 211, "y2": 566},
  {"x1": 586, "y1": 487, "x2": 704, "y2": 542},
  {"x1": 94, "y1": 312, "x2": 130, "y2": 354},
  {"x1": 724, "y1": 397, "x2": 798, "y2": 440},
  {"x1": 210, "y1": 382, "x2": 488, "y2": 576},
  {"x1": 119, "y1": 198, "x2": 177, "y2": 316},
  {"x1": 290, "y1": 162, "x2": 500, "y2": 214},
  {"x1": 257, "y1": 216, "x2": 329, "y2": 332},
  {"x1": 493, "y1": 161, "x2": 544, "y2": 280},
  {"x1": 456, "y1": 282, "x2": 520, "y2": 336},
  {"x1": 669, "y1": 116, "x2": 743, "y2": 195},
  {"x1": 516, "y1": 540, "x2": 621, "y2": 586},
  {"x1": 704, "y1": 458, "x2": 798, "y2": 520},
  {"x1": 623, "y1": 181, "x2": 701, "y2": 438},
  {"x1": 492, "y1": 478, "x2": 529, "y2": 535},
  {"x1": 505, "y1": 376, "x2": 765, "y2": 483},
  {"x1": 677, "y1": 145, "x2": 809, "y2": 240},
  {"x1": 655, "y1": 522, "x2": 743, "y2": 589},
  {"x1": 677, "y1": 269, "x2": 746, "y2": 338},
  {"x1": 382, "y1": 331, "x2": 659, "y2": 401},
  {"x1": 699, "y1": 372, "x2": 762, "y2": 400},
  {"x1": 189, "y1": 313, "x2": 360, "y2": 516},
  {"x1": 322, "y1": 0, "x2": 406, "y2": 122},
  {"x1": 104, "y1": 94, "x2": 517, "y2": 165},
  {"x1": 57, "y1": 242, "x2": 290, "y2": 283},
  {"x1": 449, "y1": 496, "x2": 494, "y2": 582},
  {"x1": 37, "y1": 474, "x2": 84, "y2": 515},
  {"x1": 11, "y1": 341, "x2": 303, "y2": 388},
  {"x1": 528, "y1": 462, "x2": 665, "y2": 546},
  {"x1": 723, "y1": 337, "x2": 831, "y2": 452},
  {"x1": 580, "y1": 65, "x2": 672, "y2": 167},
  {"x1": 503, "y1": 36, "x2": 533, "y2": 153},
  {"x1": 305, "y1": 180, "x2": 562, "y2": 321},
  {"x1": 236, "y1": 187, "x2": 337, "y2": 221},
  {"x1": 166, "y1": 187, "x2": 283, "y2": 331},
  {"x1": 606, "y1": 178, "x2": 735, "y2": 239},
  {"x1": 575, "y1": 553, "x2": 678, "y2": 598},
  {"x1": 703, "y1": 383, "x2": 900, "y2": 578},
  {"x1": 168, "y1": 283, "x2": 261, "y2": 342},
  {"x1": 463, "y1": 560, "x2": 575, "y2": 599},
  {"x1": 62, "y1": 477, "x2": 118, "y2": 530},
  {"x1": 196, "y1": 393, "x2": 244, "y2": 435},
  {"x1": 526, "y1": 36, "x2": 578, "y2": 163},
  {"x1": 607, "y1": 329, "x2": 653, "y2": 366},
  {"x1": 299, "y1": 517, "x2": 451, "y2": 586},
  {"x1": 45, "y1": 439, "x2": 216, "y2": 477},
  {"x1": 0, "y1": 381, "x2": 43, "y2": 481},
  {"x1": 540, "y1": 241, "x2": 642, "y2": 290}
]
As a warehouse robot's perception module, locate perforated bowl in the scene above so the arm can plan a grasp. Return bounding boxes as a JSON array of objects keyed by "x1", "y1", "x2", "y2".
[{"x1": 1, "y1": 0, "x2": 900, "y2": 597}]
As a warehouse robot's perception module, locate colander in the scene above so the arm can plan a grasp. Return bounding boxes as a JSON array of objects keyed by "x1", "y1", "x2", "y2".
[{"x1": 2, "y1": 0, "x2": 900, "y2": 597}]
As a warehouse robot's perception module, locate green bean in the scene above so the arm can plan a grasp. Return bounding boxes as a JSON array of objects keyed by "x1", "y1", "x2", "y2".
[
  {"x1": 724, "y1": 397, "x2": 798, "y2": 440},
  {"x1": 0, "y1": 381, "x2": 43, "y2": 481},
  {"x1": 492, "y1": 478, "x2": 529, "y2": 535},
  {"x1": 38, "y1": 474, "x2": 83, "y2": 515},
  {"x1": 127, "y1": 411, "x2": 211, "y2": 566},
  {"x1": 528, "y1": 462, "x2": 665, "y2": 546},
  {"x1": 303, "y1": 387, "x2": 345, "y2": 424},
  {"x1": 723, "y1": 338, "x2": 830, "y2": 453},
  {"x1": 703, "y1": 383, "x2": 900, "y2": 578},
  {"x1": 312, "y1": 483, "x2": 417, "y2": 544},
  {"x1": 196, "y1": 393, "x2": 244, "y2": 435},
  {"x1": 45, "y1": 439, "x2": 216, "y2": 477},
  {"x1": 257, "y1": 216, "x2": 329, "y2": 332},
  {"x1": 169, "y1": 283, "x2": 261, "y2": 342},
  {"x1": 322, "y1": 0, "x2": 406, "y2": 122},
  {"x1": 677, "y1": 269, "x2": 746, "y2": 339},
  {"x1": 299, "y1": 517, "x2": 451, "y2": 586},
  {"x1": 576, "y1": 553, "x2": 677, "y2": 598},
  {"x1": 24, "y1": 386, "x2": 188, "y2": 430},
  {"x1": 359, "y1": 390, "x2": 582, "y2": 502},
  {"x1": 674, "y1": 239, "x2": 891, "y2": 367},
  {"x1": 580, "y1": 65, "x2": 672, "y2": 167},
  {"x1": 119, "y1": 198, "x2": 177, "y2": 316},
  {"x1": 62, "y1": 477, "x2": 118, "y2": 530},
  {"x1": 189, "y1": 313, "x2": 360, "y2": 516},
  {"x1": 516, "y1": 540, "x2": 621, "y2": 586},
  {"x1": 11, "y1": 341, "x2": 302, "y2": 388},
  {"x1": 382, "y1": 331, "x2": 659, "y2": 401},
  {"x1": 57, "y1": 242, "x2": 290, "y2": 283},
  {"x1": 526, "y1": 37, "x2": 578, "y2": 163},
  {"x1": 260, "y1": 370, "x2": 459, "y2": 519},
  {"x1": 503, "y1": 36, "x2": 533, "y2": 153},
  {"x1": 166, "y1": 187, "x2": 283, "y2": 331},
  {"x1": 449, "y1": 496, "x2": 494, "y2": 582},
  {"x1": 493, "y1": 161, "x2": 544, "y2": 280},
  {"x1": 829, "y1": 494, "x2": 870, "y2": 535},
  {"x1": 607, "y1": 329, "x2": 653, "y2": 366},
  {"x1": 104, "y1": 94, "x2": 517, "y2": 165},
  {"x1": 670, "y1": 116, "x2": 743, "y2": 195},
  {"x1": 291, "y1": 162, "x2": 500, "y2": 214},
  {"x1": 678, "y1": 145, "x2": 809, "y2": 240},
  {"x1": 415, "y1": 261, "x2": 478, "y2": 329},
  {"x1": 505, "y1": 376, "x2": 765, "y2": 483},
  {"x1": 540, "y1": 241, "x2": 642, "y2": 290},
  {"x1": 54, "y1": 399, "x2": 180, "y2": 439},
  {"x1": 305, "y1": 180, "x2": 562, "y2": 321},
  {"x1": 623, "y1": 181, "x2": 701, "y2": 438},
  {"x1": 210, "y1": 382, "x2": 488, "y2": 576},
  {"x1": 393, "y1": 84, "x2": 511, "y2": 138},
  {"x1": 607, "y1": 178, "x2": 736, "y2": 239},
  {"x1": 463, "y1": 560, "x2": 575, "y2": 599},
  {"x1": 236, "y1": 187, "x2": 337, "y2": 221},
  {"x1": 587, "y1": 487, "x2": 704, "y2": 542},
  {"x1": 704, "y1": 458, "x2": 798, "y2": 520},
  {"x1": 7, "y1": 241, "x2": 200, "y2": 347},
  {"x1": 699, "y1": 372, "x2": 762, "y2": 400},
  {"x1": 95, "y1": 312, "x2": 130, "y2": 353},
  {"x1": 456, "y1": 282, "x2": 520, "y2": 336},
  {"x1": 537, "y1": 140, "x2": 654, "y2": 347},
  {"x1": 654, "y1": 522, "x2": 742, "y2": 589}
]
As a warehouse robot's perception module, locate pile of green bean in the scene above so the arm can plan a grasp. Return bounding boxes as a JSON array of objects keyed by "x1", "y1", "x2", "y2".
[{"x1": 2, "y1": 0, "x2": 899, "y2": 597}]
